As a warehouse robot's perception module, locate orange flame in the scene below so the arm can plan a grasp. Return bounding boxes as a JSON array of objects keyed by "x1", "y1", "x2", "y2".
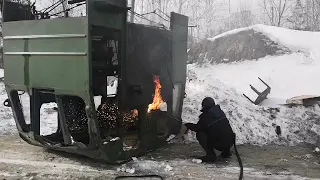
[{"x1": 147, "y1": 76, "x2": 165, "y2": 113}]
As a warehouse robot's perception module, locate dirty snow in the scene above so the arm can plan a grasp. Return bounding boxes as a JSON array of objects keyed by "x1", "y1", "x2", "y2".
[
  {"x1": 206, "y1": 24, "x2": 320, "y2": 105},
  {"x1": 182, "y1": 66, "x2": 320, "y2": 145},
  {"x1": 196, "y1": 53, "x2": 319, "y2": 105},
  {"x1": 182, "y1": 24, "x2": 320, "y2": 146},
  {"x1": 209, "y1": 24, "x2": 320, "y2": 54}
]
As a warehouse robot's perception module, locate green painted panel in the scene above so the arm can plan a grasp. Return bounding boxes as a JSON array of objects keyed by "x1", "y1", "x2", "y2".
[
  {"x1": 3, "y1": 17, "x2": 89, "y2": 93},
  {"x1": 3, "y1": 55, "x2": 25, "y2": 86},
  {"x1": 4, "y1": 38, "x2": 87, "y2": 53},
  {"x1": 5, "y1": 55, "x2": 89, "y2": 92},
  {"x1": 29, "y1": 56, "x2": 89, "y2": 91},
  {"x1": 3, "y1": 17, "x2": 88, "y2": 36}
]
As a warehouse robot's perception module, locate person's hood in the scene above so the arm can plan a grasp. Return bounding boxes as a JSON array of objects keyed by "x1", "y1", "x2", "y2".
[{"x1": 200, "y1": 104, "x2": 215, "y2": 112}]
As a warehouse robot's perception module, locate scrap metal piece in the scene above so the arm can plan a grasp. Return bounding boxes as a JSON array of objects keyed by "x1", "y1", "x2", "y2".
[
  {"x1": 243, "y1": 77, "x2": 271, "y2": 105},
  {"x1": 285, "y1": 95, "x2": 320, "y2": 107}
]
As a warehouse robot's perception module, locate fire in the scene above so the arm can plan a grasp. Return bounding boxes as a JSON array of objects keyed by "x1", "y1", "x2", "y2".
[{"x1": 147, "y1": 76, "x2": 165, "y2": 113}]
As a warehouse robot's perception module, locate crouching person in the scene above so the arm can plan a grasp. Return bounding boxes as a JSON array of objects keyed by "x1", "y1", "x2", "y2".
[{"x1": 185, "y1": 97, "x2": 234, "y2": 162}]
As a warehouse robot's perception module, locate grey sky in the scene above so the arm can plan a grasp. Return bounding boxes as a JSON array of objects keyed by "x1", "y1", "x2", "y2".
[{"x1": 225, "y1": 0, "x2": 260, "y2": 13}]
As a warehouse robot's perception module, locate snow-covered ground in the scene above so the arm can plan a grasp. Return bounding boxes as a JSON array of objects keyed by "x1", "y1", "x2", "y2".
[
  {"x1": 182, "y1": 24, "x2": 320, "y2": 146},
  {"x1": 182, "y1": 64, "x2": 320, "y2": 145},
  {"x1": 207, "y1": 24, "x2": 320, "y2": 105}
]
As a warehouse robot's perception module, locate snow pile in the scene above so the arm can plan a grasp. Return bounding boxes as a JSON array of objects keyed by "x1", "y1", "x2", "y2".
[
  {"x1": 189, "y1": 26, "x2": 289, "y2": 64},
  {"x1": 205, "y1": 24, "x2": 320, "y2": 66},
  {"x1": 195, "y1": 53, "x2": 320, "y2": 105},
  {"x1": 0, "y1": 83, "x2": 16, "y2": 136},
  {"x1": 209, "y1": 24, "x2": 320, "y2": 53},
  {"x1": 201, "y1": 25, "x2": 320, "y2": 105},
  {"x1": 182, "y1": 64, "x2": 320, "y2": 145},
  {"x1": 118, "y1": 158, "x2": 174, "y2": 176}
]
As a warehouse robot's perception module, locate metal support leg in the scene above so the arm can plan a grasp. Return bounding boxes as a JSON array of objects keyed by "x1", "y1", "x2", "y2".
[
  {"x1": 56, "y1": 96, "x2": 73, "y2": 145},
  {"x1": 30, "y1": 88, "x2": 41, "y2": 136},
  {"x1": 250, "y1": 85, "x2": 260, "y2": 95}
]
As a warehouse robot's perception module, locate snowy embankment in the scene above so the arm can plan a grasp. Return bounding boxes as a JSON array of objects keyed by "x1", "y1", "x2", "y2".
[
  {"x1": 182, "y1": 65, "x2": 320, "y2": 146},
  {"x1": 182, "y1": 24, "x2": 320, "y2": 146},
  {"x1": 207, "y1": 24, "x2": 320, "y2": 105}
]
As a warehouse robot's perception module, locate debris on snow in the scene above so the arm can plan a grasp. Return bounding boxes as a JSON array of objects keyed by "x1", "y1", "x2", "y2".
[
  {"x1": 164, "y1": 165, "x2": 173, "y2": 171},
  {"x1": 303, "y1": 154, "x2": 313, "y2": 159},
  {"x1": 128, "y1": 160, "x2": 174, "y2": 173},
  {"x1": 182, "y1": 65, "x2": 320, "y2": 145},
  {"x1": 311, "y1": 124, "x2": 320, "y2": 135},
  {"x1": 110, "y1": 137, "x2": 120, "y2": 142},
  {"x1": 166, "y1": 135, "x2": 176, "y2": 142},
  {"x1": 313, "y1": 147, "x2": 320, "y2": 153},
  {"x1": 275, "y1": 126, "x2": 282, "y2": 136},
  {"x1": 117, "y1": 166, "x2": 135, "y2": 174},
  {"x1": 192, "y1": 159, "x2": 202, "y2": 164},
  {"x1": 279, "y1": 159, "x2": 288, "y2": 162},
  {"x1": 182, "y1": 24, "x2": 320, "y2": 145},
  {"x1": 126, "y1": 168, "x2": 135, "y2": 174}
]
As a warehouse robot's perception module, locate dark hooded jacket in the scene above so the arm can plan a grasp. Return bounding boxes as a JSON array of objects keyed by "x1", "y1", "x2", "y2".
[{"x1": 188, "y1": 104, "x2": 234, "y2": 144}]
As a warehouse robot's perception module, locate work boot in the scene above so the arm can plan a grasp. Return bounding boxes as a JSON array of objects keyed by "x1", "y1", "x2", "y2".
[
  {"x1": 200, "y1": 153, "x2": 217, "y2": 163},
  {"x1": 221, "y1": 150, "x2": 232, "y2": 158}
]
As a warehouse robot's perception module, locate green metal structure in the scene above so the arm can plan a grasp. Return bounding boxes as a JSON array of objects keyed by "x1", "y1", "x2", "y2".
[{"x1": 2, "y1": 0, "x2": 188, "y2": 163}]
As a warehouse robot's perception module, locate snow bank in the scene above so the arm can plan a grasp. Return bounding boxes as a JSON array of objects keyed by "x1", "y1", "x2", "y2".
[
  {"x1": 208, "y1": 26, "x2": 254, "y2": 41},
  {"x1": 210, "y1": 24, "x2": 320, "y2": 50},
  {"x1": 209, "y1": 24, "x2": 320, "y2": 60},
  {"x1": 252, "y1": 25, "x2": 320, "y2": 55},
  {"x1": 189, "y1": 27, "x2": 288, "y2": 64},
  {"x1": 200, "y1": 53, "x2": 319, "y2": 104},
  {"x1": 182, "y1": 64, "x2": 320, "y2": 145},
  {"x1": 0, "y1": 83, "x2": 16, "y2": 136},
  {"x1": 201, "y1": 24, "x2": 320, "y2": 106}
]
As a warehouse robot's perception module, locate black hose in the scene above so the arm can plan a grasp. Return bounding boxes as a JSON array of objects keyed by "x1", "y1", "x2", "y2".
[
  {"x1": 3, "y1": 98, "x2": 11, "y2": 107},
  {"x1": 233, "y1": 133, "x2": 243, "y2": 180},
  {"x1": 115, "y1": 174, "x2": 164, "y2": 179},
  {"x1": 166, "y1": 114, "x2": 244, "y2": 179},
  {"x1": 119, "y1": 112, "x2": 242, "y2": 179}
]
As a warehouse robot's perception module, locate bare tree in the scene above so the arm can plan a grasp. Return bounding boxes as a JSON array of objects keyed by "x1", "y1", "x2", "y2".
[
  {"x1": 134, "y1": 0, "x2": 225, "y2": 39},
  {"x1": 260, "y1": 0, "x2": 294, "y2": 26},
  {"x1": 304, "y1": 0, "x2": 320, "y2": 31},
  {"x1": 287, "y1": 0, "x2": 308, "y2": 30},
  {"x1": 228, "y1": 2, "x2": 255, "y2": 30}
]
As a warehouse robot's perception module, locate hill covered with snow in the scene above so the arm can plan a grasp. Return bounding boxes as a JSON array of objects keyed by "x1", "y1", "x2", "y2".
[
  {"x1": 188, "y1": 24, "x2": 320, "y2": 105},
  {"x1": 182, "y1": 24, "x2": 320, "y2": 146}
]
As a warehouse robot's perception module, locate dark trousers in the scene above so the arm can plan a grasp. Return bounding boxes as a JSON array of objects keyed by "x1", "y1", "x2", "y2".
[{"x1": 196, "y1": 132, "x2": 232, "y2": 156}]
